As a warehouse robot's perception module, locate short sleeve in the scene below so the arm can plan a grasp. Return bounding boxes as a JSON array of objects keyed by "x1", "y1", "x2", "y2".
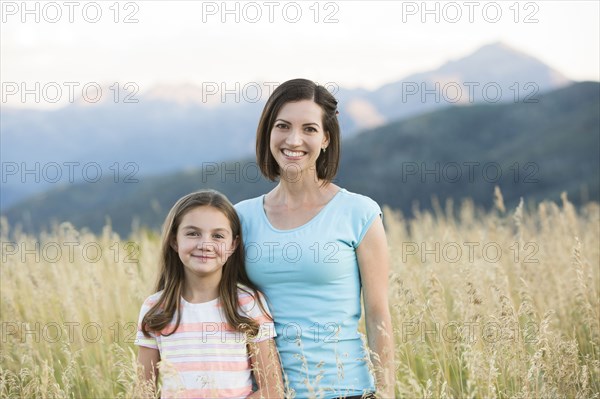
[
  {"x1": 355, "y1": 196, "x2": 383, "y2": 247},
  {"x1": 134, "y1": 295, "x2": 159, "y2": 349},
  {"x1": 239, "y1": 290, "x2": 276, "y2": 343}
]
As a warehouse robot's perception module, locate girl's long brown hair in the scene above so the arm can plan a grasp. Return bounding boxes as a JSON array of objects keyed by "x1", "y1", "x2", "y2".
[{"x1": 141, "y1": 189, "x2": 270, "y2": 338}]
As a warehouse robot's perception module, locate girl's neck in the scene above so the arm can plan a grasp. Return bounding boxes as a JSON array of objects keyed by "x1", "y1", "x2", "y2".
[{"x1": 182, "y1": 273, "x2": 220, "y2": 304}]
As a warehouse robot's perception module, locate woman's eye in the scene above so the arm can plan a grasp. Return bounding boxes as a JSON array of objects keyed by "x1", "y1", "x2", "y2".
[
  {"x1": 186, "y1": 232, "x2": 199, "y2": 237},
  {"x1": 213, "y1": 234, "x2": 225, "y2": 239},
  {"x1": 275, "y1": 123, "x2": 288, "y2": 129},
  {"x1": 305, "y1": 126, "x2": 317, "y2": 133}
]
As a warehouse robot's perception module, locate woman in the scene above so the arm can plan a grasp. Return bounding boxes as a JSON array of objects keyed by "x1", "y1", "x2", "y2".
[{"x1": 235, "y1": 79, "x2": 395, "y2": 398}]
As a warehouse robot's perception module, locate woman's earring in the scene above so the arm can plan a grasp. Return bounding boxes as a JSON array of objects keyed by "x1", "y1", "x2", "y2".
[{"x1": 322, "y1": 147, "x2": 327, "y2": 153}]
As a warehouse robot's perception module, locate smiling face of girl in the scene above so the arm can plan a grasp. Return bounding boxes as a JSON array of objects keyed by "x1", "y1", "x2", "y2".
[
  {"x1": 172, "y1": 205, "x2": 238, "y2": 282},
  {"x1": 269, "y1": 99, "x2": 330, "y2": 181}
]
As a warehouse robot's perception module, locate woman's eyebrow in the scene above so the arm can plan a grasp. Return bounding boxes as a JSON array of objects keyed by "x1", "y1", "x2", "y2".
[{"x1": 275, "y1": 118, "x2": 321, "y2": 127}]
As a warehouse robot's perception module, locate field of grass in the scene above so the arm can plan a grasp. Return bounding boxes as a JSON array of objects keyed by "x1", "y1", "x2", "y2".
[{"x1": 1, "y1": 192, "x2": 598, "y2": 398}]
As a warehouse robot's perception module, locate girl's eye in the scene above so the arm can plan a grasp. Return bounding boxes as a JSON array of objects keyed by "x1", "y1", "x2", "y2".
[
  {"x1": 275, "y1": 123, "x2": 288, "y2": 129},
  {"x1": 186, "y1": 232, "x2": 200, "y2": 237},
  {"x1": 213, "y1": 234, "x2": 225, "y2": 239}
]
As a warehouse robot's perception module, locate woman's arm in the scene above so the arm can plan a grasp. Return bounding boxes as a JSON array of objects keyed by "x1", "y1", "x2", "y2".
[
  {"x1": 357, "y1": 216, "x2": 396, "y2": 398},
  {"x1": 137, "y1": 346, "x2": 160, "y2": 385},
  {"x1": 247, "y1": 338, "x2": 284, "y2": 398}
]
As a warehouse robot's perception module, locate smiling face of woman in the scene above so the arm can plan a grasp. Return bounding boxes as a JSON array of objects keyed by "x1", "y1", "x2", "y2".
[{"x1": 269, "y1": 100, "x2": 329, "y2": 181}]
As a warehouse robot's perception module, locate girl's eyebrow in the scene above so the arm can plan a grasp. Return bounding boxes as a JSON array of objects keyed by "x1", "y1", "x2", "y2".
[
  {"x1": 275, "y1": 118, "x2": 321, "y2": 127},
  {"x1": 180, "y1": 226, "x2": 230, "y2": 233}
]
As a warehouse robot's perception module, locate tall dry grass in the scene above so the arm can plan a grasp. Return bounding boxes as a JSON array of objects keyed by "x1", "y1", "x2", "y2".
[
  {"x1": 386, "y1": 192, "x2": 599, "y2": 398},
  {"x1": 1, "y1": 192, "x2": 598, "y2": 398}
]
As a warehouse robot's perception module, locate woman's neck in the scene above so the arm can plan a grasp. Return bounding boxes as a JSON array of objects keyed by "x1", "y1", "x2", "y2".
[{"x1": 270, "y1": 178, "x2": 339, "y2": 208}]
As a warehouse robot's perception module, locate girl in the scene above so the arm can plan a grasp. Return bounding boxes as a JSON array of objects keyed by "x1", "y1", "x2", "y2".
[
  {"x1": 135, "y1": 189, "x2": 283, "y2": 398},
  {"x1": 235, "y1": 79, "x2": 395, "y2": 398}
]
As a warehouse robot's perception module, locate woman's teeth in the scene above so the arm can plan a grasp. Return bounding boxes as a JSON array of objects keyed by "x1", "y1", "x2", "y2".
[{"x1": 283, "y1": 149, "x2": 305, "y2": 157}]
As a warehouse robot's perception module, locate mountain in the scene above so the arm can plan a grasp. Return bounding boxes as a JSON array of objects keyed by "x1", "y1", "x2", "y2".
[
  {"x1": 337, "y1": 81, "x2": 598, "y2": 211},
  {"x1": 3, "y1": 82, "x2": 598, "y2": 236},
  {"x1": 0, "y1": 99, "x2": 261, "y2": 208},
  {"x1": 0, "y1": 42, "x2": 571, "y2": 209},
  {"x1": 340, "y1": 42, "x2": 571, "y2": 127}
]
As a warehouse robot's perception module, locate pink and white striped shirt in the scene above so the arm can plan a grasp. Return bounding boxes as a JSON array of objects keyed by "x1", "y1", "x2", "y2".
[{"x1": 135, "y1": 286, "x2": 276, "y2": 399}]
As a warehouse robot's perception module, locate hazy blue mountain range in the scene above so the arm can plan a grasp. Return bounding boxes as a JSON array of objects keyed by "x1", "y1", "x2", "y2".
[
  {"x1": 4, "y1": 81, "x2": 598, "y2": 236},
  {"x1": 343, "y1": 41, "x2": 570, "y2": 126},
  {"x1": 1, "y1": 42, "x2": 570, "y2": 209}
]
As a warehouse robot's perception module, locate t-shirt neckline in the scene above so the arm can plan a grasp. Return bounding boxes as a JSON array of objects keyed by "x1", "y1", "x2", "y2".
[
  {"x1": 260, "y1": 188, "x2": 345, "y2": 233},
  {"x1": 180, "y1": 296, "x2": 219, "y2": 306}
]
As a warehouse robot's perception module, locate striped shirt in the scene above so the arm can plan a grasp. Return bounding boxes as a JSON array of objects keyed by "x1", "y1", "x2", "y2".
[{"x1": 135, "y1": 286, "x2": 276, "y2": 399}]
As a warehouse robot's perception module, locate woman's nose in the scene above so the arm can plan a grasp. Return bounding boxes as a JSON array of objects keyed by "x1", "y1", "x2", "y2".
[{"x1": 285, "y1": 128, "x2": 302, "y2": 146}]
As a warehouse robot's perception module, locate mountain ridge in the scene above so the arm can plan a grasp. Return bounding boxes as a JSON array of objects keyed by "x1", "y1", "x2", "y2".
[
  {"x1": 3, "y1": 81, "x2": 598, "y2": 236},
  {"x1": 0, "y1": 42, "x2": 575, "y2": 209}
]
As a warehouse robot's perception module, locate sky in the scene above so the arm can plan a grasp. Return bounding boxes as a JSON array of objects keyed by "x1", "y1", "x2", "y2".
[{"x1": 1, "y1": 0, "x2": 599, "y2": 109}]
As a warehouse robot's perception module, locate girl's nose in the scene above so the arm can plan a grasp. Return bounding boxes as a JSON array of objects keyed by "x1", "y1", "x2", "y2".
[{"x1": 196, "y1": 241, "x2": 216, "y2": 251}]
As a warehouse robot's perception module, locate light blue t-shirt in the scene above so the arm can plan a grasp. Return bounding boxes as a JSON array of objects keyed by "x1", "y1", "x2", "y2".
[{"x1": 235, "y1": 188, "x2": 381, "y2": 398}]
